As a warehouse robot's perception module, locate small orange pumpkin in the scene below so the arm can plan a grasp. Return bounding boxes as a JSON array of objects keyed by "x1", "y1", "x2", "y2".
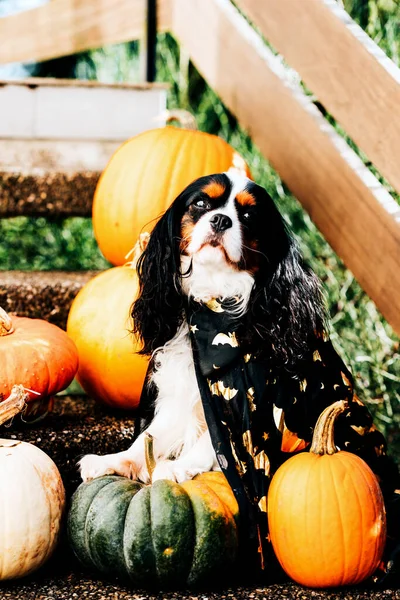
[
  {"x1": 93, "y1": 123, "x2": 251, "y2": 266},
  {"x1": 0, "y1": 308, "x2": 79, "y2": 415},
  {"x1": 66, "y1": 260, "x2": 148, "y2": 410},
  {"x1": 267, "y1": 400, "x2": 386, "y2": 588}
]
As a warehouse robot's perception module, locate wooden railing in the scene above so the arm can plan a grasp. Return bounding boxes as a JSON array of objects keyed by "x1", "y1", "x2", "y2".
[
  {"x1": 0, "y1": 0, "x2": 172, "y2": 65},
  {"x1": 1, "y1": 0, "x2": 400, "y2": 335}
]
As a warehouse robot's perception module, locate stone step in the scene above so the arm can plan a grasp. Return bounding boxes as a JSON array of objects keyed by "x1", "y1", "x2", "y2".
[
  {"x1": 1, "y1": 395, "x2": 394, "y2": 599},
  {"x1": 0, "y1": 78, "x2": 168, "y2": 218},
  {"x1": 0, "y1": 270, "x2": 97, "y2": 329},
  {"x1": 0, "y1": 138, "x2": 117, "y2": 217}
]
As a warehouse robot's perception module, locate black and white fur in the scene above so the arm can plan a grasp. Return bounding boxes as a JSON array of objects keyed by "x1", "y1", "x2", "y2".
[{"x1": 79, "y1": 171, "x2": 325, "y2": 483}]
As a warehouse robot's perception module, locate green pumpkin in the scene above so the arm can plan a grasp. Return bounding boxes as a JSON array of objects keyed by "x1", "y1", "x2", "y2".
[{"x1": 67, "y1": 469, "x2": 239, "y2": 588}]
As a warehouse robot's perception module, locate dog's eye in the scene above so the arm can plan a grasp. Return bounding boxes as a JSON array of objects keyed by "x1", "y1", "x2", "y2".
[
  {"x1": 194, "y1": 198, "x2": 211, "y2": 210},
  {"x1": 242, "y1": 211, "x2": 253, "y2": 221}
]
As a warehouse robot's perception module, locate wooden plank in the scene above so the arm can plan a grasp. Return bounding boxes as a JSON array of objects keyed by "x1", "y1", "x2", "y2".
[
  {"x1": 235, "y1": 0, "x2": 400, "y2": 195},
  {"x1": 170, "y1": 0, "x2": 400, "y2": 335},
  {"x1": 0, "y1": 139, "x2": 122, "y2": 173},
  {"x1": 0, "y1": 0, "x2": 172, "y2": 65},
  {"x1": 0, "y1": 79, "x2": 167, "y2": 141}
]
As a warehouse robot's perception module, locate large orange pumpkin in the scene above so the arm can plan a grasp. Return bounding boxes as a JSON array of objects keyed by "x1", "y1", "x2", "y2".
[
  {"x1": 66, "y1": 262, "x2": 148, "y2": 410},
  {"x1": 93, "y1": 124, "x2": 251, "y2": 265},
  {"x1": 267, "y1": 400, "x2": 386, "y2": 588},
  {"x1": 0, "y1": 308, "x2": 78, "y2": 417}
]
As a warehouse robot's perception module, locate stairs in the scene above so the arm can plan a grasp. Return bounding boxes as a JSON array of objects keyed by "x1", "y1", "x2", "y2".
[
  {"x1": 2, "y1": 395, "x2": 394, "y2": 599},
  {"x1": 0, "y1": 77, "x2": 167, "y2": 324},
  {"x1": 0, "y1": 270, "x2": 95, "y2": 328},
  {"x1": 0, "y1": 78, "x2": 397, "y2": 598}
]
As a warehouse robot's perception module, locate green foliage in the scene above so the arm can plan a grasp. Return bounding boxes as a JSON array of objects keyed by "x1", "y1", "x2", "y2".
[
  {"x1": 344, "y1": 0, "x2": 400, "y2": 64},
  {"x1": 0, "y1": 217, "x2": 109, "y2": 271}
]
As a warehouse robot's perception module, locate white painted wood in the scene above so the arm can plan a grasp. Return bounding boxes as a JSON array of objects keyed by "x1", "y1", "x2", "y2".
[
  {"x1": 0, "y1": 139, "x2": 123, "y2": 174},
  {"x1": 0, "y1": 79, "x2": 167, "y2": 141},
  {"x1": 0, "y1": 84, "x2": 35, "y2": 138}
]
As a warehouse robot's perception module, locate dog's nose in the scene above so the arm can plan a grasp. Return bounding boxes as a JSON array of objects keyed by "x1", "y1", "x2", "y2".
[{"x1": 210, "y1": 213, "x2": 232, "y2": 233}]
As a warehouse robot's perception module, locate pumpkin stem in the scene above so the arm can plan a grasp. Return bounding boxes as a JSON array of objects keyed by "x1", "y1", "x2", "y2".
[
  {"x1": 144, "y1": 432, "x2": 156, "y2": 483},
  {"x1": 164, "y1": 109, "x2": 197, "y2": 130},
  {"x1": 310, "y1": 399, "x2": 349, "y2": 456},
  {"x1": 0, "y1": 385, "x2": 28, "y2": 426},
  {"x1": 0, "y1": 307, "x2": 14, "y2": 336},
  {"x1": 125, "y1": 232, "x2": 151, "y2": 269}
]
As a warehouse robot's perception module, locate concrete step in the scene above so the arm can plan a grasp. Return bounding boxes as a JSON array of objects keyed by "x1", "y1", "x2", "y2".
[
  {"x1": 1, "y1": 395, "x2": 395, "y2": 599},
  {"x1": 0, "y1": 270, "x2": 96, "y2": 329},
  {"x1": 0, "y1": 138, "x2": 116, "y2": 217},
  {"x1": 0, "y1": 78, "x2": 168, "y2": 218}
]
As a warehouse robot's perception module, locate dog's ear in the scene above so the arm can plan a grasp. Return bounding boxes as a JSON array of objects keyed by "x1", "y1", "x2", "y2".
[
  {"x1": 131, "y1": 191, "x2": 187, "y2": 356},
  {"x1": 245, "y1": 218, "x2": 327, "y2": 371}
]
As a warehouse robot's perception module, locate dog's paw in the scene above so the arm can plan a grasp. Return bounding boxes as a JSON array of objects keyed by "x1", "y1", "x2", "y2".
[
  {"x1": 78, "y1": 454, "x2": 136, "y2": 482},
  {"x1": 151, "y1": 459, "x2": 205, "y2": 484}
]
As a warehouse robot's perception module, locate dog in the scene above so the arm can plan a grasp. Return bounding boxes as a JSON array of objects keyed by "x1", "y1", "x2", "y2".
[{"x1": 79, "y1": 170, "x2": 398, "y2": 563}]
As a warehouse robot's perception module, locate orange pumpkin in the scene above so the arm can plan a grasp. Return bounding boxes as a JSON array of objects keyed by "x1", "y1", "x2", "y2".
[
  {"x1": 93, "y1": 124, "x2": 251, "y2": 265},
  {"x1": 66, "y1": 262, "x2": 148, "y2": 410},
  {"x1": 0, "y1": 308, "x2": 78, "y2": 416},
  {"x1": 267, "y1": 400, "x2": 386, "y2": 588}
]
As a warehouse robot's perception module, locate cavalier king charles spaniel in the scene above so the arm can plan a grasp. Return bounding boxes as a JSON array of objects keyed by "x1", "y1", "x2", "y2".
[
  {"x1": 78, "y1": 170, "x2": 400, "y2": 574},
  {"x1": 79, "y1": 169, "x2": 327, "y2": 483},
  {"x1": 78, "y1": 170, "x2": 395, "y2": 495}
]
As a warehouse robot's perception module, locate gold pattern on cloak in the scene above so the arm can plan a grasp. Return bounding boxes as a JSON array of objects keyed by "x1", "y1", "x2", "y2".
[
  {"x1": 212, "y1": 332, "x2": 239, "y2": 347},
  {"x1": 351, "y1": 423, "x2": 377, "y2": 436},
  {"x1": 230, "y1": 439, "x2": 247, "y2": 476},
  {"x1": 208, "y1": 380, "x2": 238, "y2": 401},
  {"x1": 243, "y1": 430, "x2": 254, "y2": 456},
  {"x1": 299, "y1": 379, "x2": 307, "y2": 392},
  {"x1": 205, "y1": 299, "x2": 225, "y2": 313},
  {"x1": 353, "y1": 394, "x2": 365, "y2": 407},
  {"x1": 258, "y1": 496, "x2": 267, "y2": 513},
  {"x1": 313, "y1": 349, "x2": 322, "y2": 362},
  {"x1": 273, "y1": 405, "x2": 285, "y2": 433},
  {"x1": 254, "y1": 449, "x2": 271, "y2": 478},
  {"x1": 273, "y1": 404, "x2": 308, "y2": 452},
  {"x1": 244, "y1": 353, "x2": 252, "y2": 363},
  {"x1": 190, "y1": 324, "x2": 199, "y2": 334},
  {"x1": 341, "y1": 371, "x2": 352, "y2": 387},
  {"x1": 247, "y1": 387, "x2": 256, "y2": 412},
  {"x1": 375, "y1": 444, "x2": 386, "y2": 457}
]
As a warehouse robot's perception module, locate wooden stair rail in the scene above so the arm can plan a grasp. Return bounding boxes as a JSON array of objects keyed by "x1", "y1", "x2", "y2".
[
  {"x1": 170, "y1": 0, "x2": 400, "y2": 336},
  {"x1": 234, "y1": 0, "x2": 400, "y2": 196},
  {"x1": 0, "y1": 0, "x2": 172, "y2": 65}
]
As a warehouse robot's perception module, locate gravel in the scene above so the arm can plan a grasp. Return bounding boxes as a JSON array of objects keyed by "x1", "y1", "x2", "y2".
[
  {"x1": 0, "y1": 171, "x2": 97, "y2": 217},
  {"x1": 0, "y1": 271, "x2": 96, "y2": 329}
]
